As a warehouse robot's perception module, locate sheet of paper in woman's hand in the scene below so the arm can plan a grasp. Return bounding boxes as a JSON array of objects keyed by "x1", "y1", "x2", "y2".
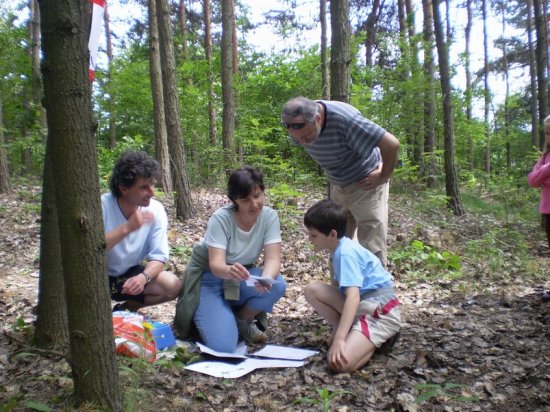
[{"x1": 245, "y1": 274, "x2": 281, "y2": 287}]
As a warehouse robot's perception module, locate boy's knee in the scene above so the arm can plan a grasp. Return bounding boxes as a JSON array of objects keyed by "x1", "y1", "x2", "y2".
[{"x1": 304, "y1": 280, "x2": 323, "y2": 302}]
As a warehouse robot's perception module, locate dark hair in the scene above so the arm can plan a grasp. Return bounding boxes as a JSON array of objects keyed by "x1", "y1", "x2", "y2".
[
  {"x1": 109, "y1": 151, "x2": 160, "y2": 197},
  {"x1": 227, "y1": 166, "x2": 265, "y2": 209},
  {"x1": 304, "y1": 199, "x2": 347, "y2": 238}
]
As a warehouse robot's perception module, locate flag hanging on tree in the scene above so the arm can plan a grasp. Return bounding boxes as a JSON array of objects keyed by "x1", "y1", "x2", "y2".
[{"x1": 88, "y1": 0, "x2": 105, "y2": 81}]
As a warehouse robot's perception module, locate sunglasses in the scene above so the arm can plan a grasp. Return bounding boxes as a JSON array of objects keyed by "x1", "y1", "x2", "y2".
[{"x1": 281, "y1": 122, "x2": 306, "y2": 130}]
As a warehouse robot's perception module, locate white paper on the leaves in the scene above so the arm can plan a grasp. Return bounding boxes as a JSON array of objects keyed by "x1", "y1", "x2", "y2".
[
  {"x1": 245, "y1": 274, "x2": 282, "y2": 287},
  {"x1": 184, "y1": 358, "x2": 305, "y2": 379},
  {"x1": 251, "y1": 344, "x2": 319, "y2": 360},
  {"x1": 196, "y1": 341, "x2": 248, "y2": 359},
  {"x1": 187, "y1": 343, "x2": 318, "y2": 378}
]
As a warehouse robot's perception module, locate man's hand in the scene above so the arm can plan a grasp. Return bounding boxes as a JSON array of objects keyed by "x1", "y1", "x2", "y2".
[
  {"x1": 358, "y1": 163, "x2": 387, "y2": 190},
  {"x1": 121, "y1": 274, "x2": 147, "y2": 296},
  {"x1": 126, "y1": 209, "x2": 154, "y2": 232}
]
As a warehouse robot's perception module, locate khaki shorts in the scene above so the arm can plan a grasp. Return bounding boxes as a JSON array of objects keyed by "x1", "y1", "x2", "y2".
[{"x1": 351, "y1": 289, "x2": 401, "y2": 347}]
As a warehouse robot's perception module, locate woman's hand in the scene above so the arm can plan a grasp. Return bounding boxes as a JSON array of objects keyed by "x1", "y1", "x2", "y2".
[{"x1": 227, "y1": 262, "x2": 250, "y2": 280}]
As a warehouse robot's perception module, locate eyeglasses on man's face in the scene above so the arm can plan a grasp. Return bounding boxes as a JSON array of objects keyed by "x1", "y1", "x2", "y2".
[{"x1": 281, "y1": 121, "x2": 306, "y2": 130}]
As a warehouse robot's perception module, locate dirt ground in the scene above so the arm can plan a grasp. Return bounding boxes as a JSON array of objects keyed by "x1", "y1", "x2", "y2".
[{"x1": 0, "y1": 184, "x2": 549, "y2": 411}]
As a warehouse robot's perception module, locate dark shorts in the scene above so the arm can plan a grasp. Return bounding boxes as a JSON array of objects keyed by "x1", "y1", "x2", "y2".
[{"x1": 109, "y1": 265, "x2": 146, "y2": 303}]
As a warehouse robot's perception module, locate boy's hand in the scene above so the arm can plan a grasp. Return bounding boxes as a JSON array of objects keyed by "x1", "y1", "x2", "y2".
[{"x1": 328, "y1": 338, "x2": 348, "y2": 370}]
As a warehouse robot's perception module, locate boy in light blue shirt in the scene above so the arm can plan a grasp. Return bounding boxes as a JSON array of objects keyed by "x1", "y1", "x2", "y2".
[{"x1": 303, "y1": 199, "x2": 401, "y2": 372}]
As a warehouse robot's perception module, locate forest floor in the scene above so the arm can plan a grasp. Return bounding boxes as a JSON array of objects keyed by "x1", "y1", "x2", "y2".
[{"x1": 1, "y1": 183, "x2": 549, "y2": 411}]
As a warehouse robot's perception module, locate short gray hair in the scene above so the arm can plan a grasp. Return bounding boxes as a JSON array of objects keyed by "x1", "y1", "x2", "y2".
[{"x1": 281, "y1": 97, "x2": 319, "y2": 124}]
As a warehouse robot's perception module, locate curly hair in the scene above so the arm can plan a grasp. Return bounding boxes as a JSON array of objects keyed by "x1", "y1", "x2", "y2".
[{"x1": 109, "y1": 151, "x2": 160, "y2": 197}]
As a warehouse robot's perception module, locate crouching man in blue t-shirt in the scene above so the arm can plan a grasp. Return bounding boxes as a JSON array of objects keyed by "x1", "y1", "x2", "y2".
[
  {"x1": 103, "y1": 150, "x2": 182, "y2": 312},
  {"x1": 303, "y1": 199, "x2": 401, "y2": 372}
]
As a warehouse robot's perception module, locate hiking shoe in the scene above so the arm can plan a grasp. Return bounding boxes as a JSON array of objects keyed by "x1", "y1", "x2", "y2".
[
  {"x1": 236, "y1": 318, "x2": 267, "y2": 344},
  {"x1": 378, "y1": 331, "x2": 400, "y2": 354},
  {"x1": 112, "y1": 302, "x2": 135, "y2": 312},
  {"x1": 542, "y1": 292, "x2": 550, "y2": 303}
]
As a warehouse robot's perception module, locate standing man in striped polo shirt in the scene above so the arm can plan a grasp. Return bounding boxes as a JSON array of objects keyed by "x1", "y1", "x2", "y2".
[{"x1": 281, "y1": 97, "x2": 399, "y2": 267}]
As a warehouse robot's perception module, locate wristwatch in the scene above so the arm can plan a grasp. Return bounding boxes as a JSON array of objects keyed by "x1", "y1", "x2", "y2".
[{"x1": 142, "y1": 272, "x2": 151, "y2": 285}]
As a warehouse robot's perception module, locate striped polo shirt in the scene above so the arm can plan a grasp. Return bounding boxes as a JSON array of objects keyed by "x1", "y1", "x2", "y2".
[{"x1": 302, "y1": 100, "x2": 386, "y2": 186}]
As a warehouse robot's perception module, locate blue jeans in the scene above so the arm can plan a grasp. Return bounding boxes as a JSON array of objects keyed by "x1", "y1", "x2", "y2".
[{"x1": 193, "y1": 268, "x2": 286, "y2": 353}]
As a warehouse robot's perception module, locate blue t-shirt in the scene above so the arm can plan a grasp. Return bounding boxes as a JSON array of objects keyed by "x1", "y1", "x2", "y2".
[
  {"x1": 102, "y1": 193, "x2": 169, "y2": 277},
  {"x1": 332, "y1": 237, "x2": 391, "y2": 294}
]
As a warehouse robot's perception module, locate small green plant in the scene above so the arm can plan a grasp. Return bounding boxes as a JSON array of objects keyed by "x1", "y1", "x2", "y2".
[
  {"x1": 172, "y1": 346, "x2": 202, "y2": 365},
  {"x1": 294, "y1": 387, "x2": 354, "y2": 412},
  {"x1": 415, "y1": 383, "x2": 479, "y2": 404},
  {"x1": 390, "y1": 239, "x2": 461, "y2": 279}
]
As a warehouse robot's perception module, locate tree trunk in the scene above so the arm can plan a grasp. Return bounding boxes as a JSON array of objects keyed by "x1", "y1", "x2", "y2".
[
  {"x1": 39, "y1": 0, "x2": 122, "y2": 409},
  {"x1": 364, "y1": 0, "x2": 381, "y2": 72},
  {"x1": 179, "y1": 0, "x2": 188, "y2": 61},
  {"x1": 104, "y1": 3, "x2": 116, "y2": 149},
  {"x1": 221, "y1": 0, "x2": 236, "y2": 170},
  {"x1": 320, "y1": 0, "x2": 329, "y2": 100},
  {"x1": 482, "y1": 0, "x2": 491, "y2": 174},
  {"x1": 203, "y1": 0, "x2": 218, "y2": 146},
  {"x1": 330, "y1": 0, "x2": 350, "y2": 103},
  {"x1": 156, "y1": 0, "x2": 195, "y2": 219},
  {"x1": 34, "y1": 138, "x2": 68, "y2": 349},
  {"x1": 432, "y1": 0, "x2": 464, "y2": 216},
  {"x1": 464, "y1": 0, "x2": 474, "y2": 170},
  {"x1": 148, "y1": 0, "x2": 173, "y2": 195},
  {"x1": 527, "y1": 0, "x2": 539, "y2": 149},
  {"x1": 422, "y1": 0, "x2": 437, "y2": 188},
  {"x1": 0, "y1": 84, "x2": 11, "y2": 193},
  {"x1": 30, "y1": 0, "x2": 46, "y2": 134},
  {"x1": 499, "y1": 2, "x2": 511, "y2": 168},
  {"x1": 534, "y1": 0, "x2": 549, "y2": 149}
]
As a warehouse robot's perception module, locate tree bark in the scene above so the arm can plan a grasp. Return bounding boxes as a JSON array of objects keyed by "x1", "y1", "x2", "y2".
[
  {"x1": 104, "y1": 3, "x2": 116, "y2": 149},
  {"x1": 422, "y1": 0, "x2": 437, "y2": 188},
  {"x1": 0, "y1": 84, "x2": 11, "y2": 193},
  {"x1": 34, "y1": 138, "x2": 68, "y2": 349},
  {"x1": 482, "y1": 0, "x2": 491, "y2": 174},
  {"x1": 527, "y1": 0, "x2": 539, "y2": 149},
  {"x1": 221, "y1": 0, "x2": 236, "y2": 170},
  {"x1": 432, "y1": 0, "x2": 464, "y2": 216},
  {"x1": 330, "y1": 0, "x2": 350, "y2": 103},
  {"x1": 148, "y1": 0, "x2": 173, "y2": 195},
  {"x1": 39, "y1": 0, "x2": 122, "y2": 408},
  {"x1": 320, "y1": 0, "x2": 329, "y2": 100},
  {"x1": 156, "y1": 0, "x2": 195, "y2": 219},
  {"x1": 179, "y1": 0, "x2": 188, "y2": 61},
  {"x1": 203, "y1": 0, "x2": 218, "y2": 146},
  {"x1": 534, "y1": 0, "x2": 549, "y2": 149},
  {"x1": 464, "y1": 0, "x2": 474, "y2": 170}
]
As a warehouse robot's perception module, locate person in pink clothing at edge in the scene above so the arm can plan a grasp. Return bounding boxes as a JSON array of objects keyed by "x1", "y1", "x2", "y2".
[{"x1": 527, "y1": 115, "x2": 550, "y2": 302}]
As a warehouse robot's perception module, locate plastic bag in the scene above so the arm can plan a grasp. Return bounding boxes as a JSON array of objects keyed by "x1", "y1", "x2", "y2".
[{"x1": 113, "y1": 312, "x2": 157, "y2": 362}]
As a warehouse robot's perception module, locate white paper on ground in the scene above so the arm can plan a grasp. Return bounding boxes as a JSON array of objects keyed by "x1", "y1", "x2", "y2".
[
  {"x1": 196, "y1": 341, "x2": 248, "y2": 359},
  {"x1": 184, "y1": 358, "x2": 305, "y2": 379},
  {"x1": 251, "y1": 344, "x2": 319, "y2": 360}
]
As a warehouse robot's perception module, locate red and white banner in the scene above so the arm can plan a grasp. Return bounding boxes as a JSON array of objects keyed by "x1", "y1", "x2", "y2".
[{"x1": 88, "y1": 0, "x2": 105, "y2": 81}]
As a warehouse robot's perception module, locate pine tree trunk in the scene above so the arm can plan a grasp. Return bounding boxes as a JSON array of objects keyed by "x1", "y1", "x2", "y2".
[
  {"x1": 156, "y1": 0, "x2": 195, "y2": 219},
  {"x1": 203, "y1": 0, "x2": 218, "y2": 146},
  {"x1": 432, "y1": 0, "x2": 464, "y2": 216},
  {"x1": 320, "y1": 0, "x2": 329, "y2": 99},
  {"x1": 482, "y1": 0, "x2": 491, "y2": 174},
  {"x1": 39, "y1": 0, "x2": 122, "y2": 408},
  {"x1": 221, "y1": 0, "x2": 236, "y2": 170},
  {"x1": 527, "y1": 0, "x2": 539, "y2": 149},
  {"x1": 422, "y1": 0, "x2": 437, "y2": 188},
  {"x1": 35, "y1": 139, "x2": 68, "y2": 349},
  {"x1": 534, "y1": 0, "x2": 549, "y2": 149},
  {"x1": 330, "y1": 0, "x2": 350, "y2": 103},
  {"x1": 0, "y1": 85, "x2": 11, "y2": 193},
  {"x1": 148, "y1": 0, "x2": 173, "y2": 195}
]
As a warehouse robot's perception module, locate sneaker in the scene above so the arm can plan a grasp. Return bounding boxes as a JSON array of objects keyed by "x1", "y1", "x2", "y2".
[
  {"x1": 112, "y1": 302, "x2": 135, "y2": 312},
  {"x1": 542, "y1": 292, "x2": 550, "y2": 303},
  {"x1": 236, "y1": 318, "x2": 267, "y2": 344}
]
